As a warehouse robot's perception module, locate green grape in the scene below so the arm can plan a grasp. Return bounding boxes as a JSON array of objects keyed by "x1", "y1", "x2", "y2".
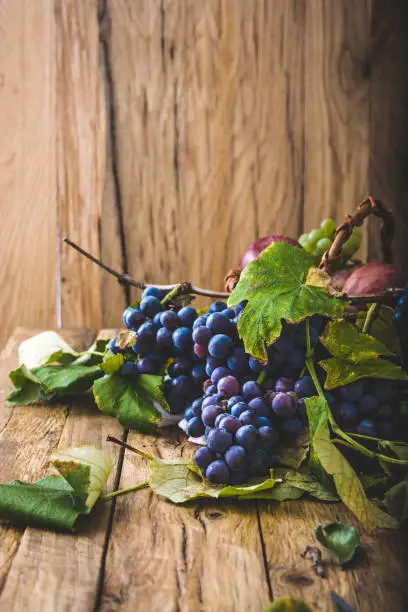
[
  {"x1": 316, "y1": 237, "x2": 332, "y2": 254},
  {"x1": 342, "y1": 228, "x2": 362, "y2": 261},
  {"x1": 308, "y1": 228, "x2": 323, "y2": 247},
  {"x1": 320, "y1": 218, "x2": 336, "y2": 238},
  {"x1": 298, "y1": 233, "x2": 309, "y2": 248}
]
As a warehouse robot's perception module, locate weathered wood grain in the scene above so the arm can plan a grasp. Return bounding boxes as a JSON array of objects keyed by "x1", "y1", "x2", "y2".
[
  {"x1": 0, "y1": 329, "x2": 126, "y2": 612},
  {"x1": 56, "y1": 0, "x2": 106, "y2": 329},
  {"x1": 105, "y1": 0, "x2": 305, "y2": 304},
  {"x1": 368, "y1": 0, "x2": 408, "y2": 273},
  {"x1": 0, "y1": 328, "x2": 95, "y2": 592},
  {"x1": 0, "y1": 1, "x2": 57, "y2": 350},
  {"x1": 304, "y1": 0, "x2": 372, "y2": 259},
  {"x1": 100, "y1": 427, "x2": 271, "y2": 612}
]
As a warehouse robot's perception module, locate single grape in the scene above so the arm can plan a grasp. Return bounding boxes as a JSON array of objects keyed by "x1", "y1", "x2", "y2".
[
  {"x1": 108, "y1": 337, "x2": 119, "y2": 354},
  {"x1": 207, "y1": 312, "x2": 234, "y2": 335},
  {"x1": 184, "y1": 407, "x2": 194, "y2": 421},
  {"x1": 140, "y1": 296, "x2": 162, "y2": 318},
  {"x1": 223, "y1": 308, "x2": 236, "y2": 319},
  {"x1": 280, "y1": 417, "x2": 304, "y2": 438},
  {"x1": 248, "y1": 397, "x2": 271, "y2": 418},
  {"x1": 194, "y1": 446, "x2": 215, "y2": 470},
  {"x1": 193, "y1": 315, "x2": 208, "y2": 329},
  {"x1": 220, "y1": 415, "x2": 241, "y2": 434},
  {"x1": 194, "y1": 343, "x2": 208, "y2": 358},
  {"x1": 160, "y1": 310, "x2": 180, "y2": 329},
  {"x1": 156, "y1": 327, "x2": 173, "y2": 348},
  {"x1": 173, "y1": 327, "x2": 193, "y2": 352},
  {"x1": 338, "y1": 401, "x2": 358, "y2": 425},
  {"x1": 119, "y1": 362, "x2": 139, "y2": 377},
  {"x1": 137, "y1": 320, "x2": 156, "y2": 340},
  {"x1": 239, "y1": 409, "x2": 259, "y2": 427},
  {"x1": 227, "y1": 395, "x2": 244, "y2": 410},
  {"x1": 308, "y1": 228, "x2": 323, "y2": 246},
  {"x1": 137, "y1": 357, "x2": 158, "y2": 374},
  {"x1": 227, "y1": 348, "x2": 248, "y2": 374},
  {"x1": 357, "y1": 418, "x2": 377, "y2": 437},
  {"x1": 340, "y1": 381, "x2": 364, "y2": 403},
  {"x1": 209, "y1": 301, "x2": 227, "y2": 313},
  {"x1": 358, "y1": 394, "x2": 378, "y2": 417},
  {"x1": 235, "y1": 424, "x2": 258, "y2": 451},
  {"x1": 207, "y1": 428, "x2": 233, "y2": 453},
  {"x1": 186, "y1": 417, "x2": 205, "y2": 437},
  {"x1": 202, "y1": 393, "x2": 224, "y2": 409},
  {"x1": 202, "y1": 405, "x2": 224, "y2": 427},
  {"x1": 294, "y1": 376, "x2": 315, "y2": 398},
  {"x1": 206, "y1": 460, "x2": 230, "y2": 484},
  {"x1": 275, "y1": 377, "x2": 294, "y2": 393},
  {"x1": 298, "y1": 233, "x2": 309, "y2": 248},
  {"x1": 191, "y1": 398, "x2": 203, "y2": 416},
  {"x1": 204, "y1": 384, "x2": 217, "y2": 396},
  {"x1": 316, "y1": 237, "x2": 332, "y2": 254},
  {"x1": 208, "y1": 334, "x2": 233, "y2": 359},
  {"x1": 231, "y1": 401, "x2": 250, "y2": 418},
  {"x1": 211, "y1": 366, "x2": 231, "y2": 385},
  {"x1": 258, "y1": 425, "x2": 279, "y2": 450},
  {"x1": 178, "y1": 306, "x2": 197, "y2": 327},
  {"x1": 123, "y1": 307, "x2": 145, "y2": 329},
  {"x1": 215, "y1": 413, "x2": 229, "y2": 428},
  {"x1": 142, "y1": 286, "x2": 165, "y2": 299},
  {"x1": 272, "y1": 392, "x2": 297, "y2": 418},
  {"x1": 320, "y1": 218, "x2": 336, "y2": 237},
  {"x1": 218, "y1": 375, "x2": 240, "y2": 398},
  {"x1": 242, "y1": 381, "x2": 262, "y2": 401},
  {"x1": 192, "y1": 325, "x2": 212, "y2": 345},
  {"x1": 224, "y1": 445, "x2": 247, "y2": 471},
  {"x1": 257, "y1": 416, "x2": 273, "y2": 427}
]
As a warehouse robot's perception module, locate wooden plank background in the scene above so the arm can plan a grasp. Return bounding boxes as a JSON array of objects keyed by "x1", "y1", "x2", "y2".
[{"x1": 1, "y1": 0, "x2": 408, "y2": 350}]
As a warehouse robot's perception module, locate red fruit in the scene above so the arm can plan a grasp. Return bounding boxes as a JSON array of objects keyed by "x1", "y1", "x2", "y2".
[
  {"x1": 331, "y1": 265, "x2": 361, "y2": 291},
  {"x1": 343, "y1": 263, "x2": 403, "y2": 296},
  {"x1": 241, "y1": 235, "x2": 300, "y2": 268}
]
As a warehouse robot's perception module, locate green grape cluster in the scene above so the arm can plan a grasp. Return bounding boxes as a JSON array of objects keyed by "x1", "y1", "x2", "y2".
[{"x1": 299, "y1": 218, "x2": 361, "y2": 264}]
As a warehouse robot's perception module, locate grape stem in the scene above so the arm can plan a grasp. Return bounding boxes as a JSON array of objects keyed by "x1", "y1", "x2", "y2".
[
  {"x1": 106, "y1": 435, "x2": 154, "y2": 461},
  {"x1": 362, "y1": 302, "x2": 380, "y2": 333},
  {"x1": 102, "y1": 481, "x2": 149, "y2": 501},
  {"x1": 64, "y1": 237, "x2": 229, "y2": 299}
]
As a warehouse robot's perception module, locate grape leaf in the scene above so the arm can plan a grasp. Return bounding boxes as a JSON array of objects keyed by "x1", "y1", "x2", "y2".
[
  {"x1": 263, "y1": 597, "x2": 313, "y2": 612},
  {"x1": 320, "y1": 320, "x2": 408, "y2": 389},
  {"x1": 34, "y1": 364, "x2": 104, "y2": 394},
  {"x1": 315, "y1": 521, "x2": 362, "y2": 566},
  {"x1": 305, "y1": 396, "x2": 397, "y2": 530},
  {"x1": 149, "y1": 458, "x2": 280, "y2": 503},
  {"x1": 227, "y1": 242, "x2": 345, "y2": 360},
  {"x1": 18, "y1": 331, "x2": 79, "y2": 368},
  {"x1": 101, "y1": 352, "x2": 124, "y2": 375},
  {"x1": 93, "y1": 373, "x2": 166, "y2": 433},
  {"x1": 0, "y1": 446, "x2": 111, "y2": 531},
  {"x1": 7, "y1": 364, "x2": 42, "y2": 405},
  {"x1": 285, "y1": 470, "x2": 338, "y2": 501},
  {"x1": 356, "y1": 306, "x2": 402, "y2": 356},
  {"x1": 384, "y1": 479, "x2": 408, "y2": 523}
]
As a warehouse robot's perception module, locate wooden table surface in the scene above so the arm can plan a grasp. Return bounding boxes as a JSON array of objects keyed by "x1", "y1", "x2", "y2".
[{"x1": 0, "y1": 329, "x2": 407, "y2": 612}]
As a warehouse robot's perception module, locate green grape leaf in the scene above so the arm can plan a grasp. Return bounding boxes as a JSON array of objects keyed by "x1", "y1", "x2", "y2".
[
  {"x1": 356, "y1": 306, "x2": 402, "y2": 356},
  {"x1": 305, "y1": 396, "x2": 397, "y2": 530},
  {"x1": 101, "y1": 352, "x2": 124, "y2": 375},
  {"x1": 285, "y1": 470, "x2": 338, "y2": 501},
  {"x1": 227, "y1": 242, "x2": 345, "y2": 360},
  {"x1": 263, "y1": 597, "x2": 314, "y2": 612},
  {"x1": 7, "y1": 364, "x2": 42, "y2": 405},
  {"x1": 384, "y1": 479, "x2": 408, "y2": 523},
  {"x1": 149, "y1": 459, "x2": 280, "y2": 503},
  {"x1": 0, "y1": 446, "x2": 111, "y2": 531},
  {"x1": 33, "y1": 363, "x2": 104, "y2": 395},
  {"x1": 93, "y1": 373, "x2": 167, "y2": 433},
  {"x1": 320, "y1": 320, "x2": 408, "y2": 389},
  {"x1": 315, "y1": 521, "x2": 363, "y2": 566}
]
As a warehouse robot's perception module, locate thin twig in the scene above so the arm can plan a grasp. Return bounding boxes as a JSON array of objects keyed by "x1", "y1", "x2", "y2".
[
  {"x1": 102, "y1": 481, "x2": 149, "y2": 501},
  {"x1": 106, "y1": 435, "x2": 154, "y2": 461},
  {"x1": 64, "y1": 237, "x2": 229, "y2": 299}
]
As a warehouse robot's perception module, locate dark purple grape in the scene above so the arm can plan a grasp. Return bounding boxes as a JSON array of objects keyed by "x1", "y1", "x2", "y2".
[
  {"x1": 227, "y1": 395, "x2": 244, "y2": 410},
  {"x1": 235, "y1": 424, "x2": 258, "y2": 450},
  {"x1": 206, "y1": 460, "x2": 230, "y2": 484},
  {"x1": 257, "y1": 416, "x2": 273, "y2": 427},
  {"x1": 215, "y1": 413, "x2": 229, "y2": 428},
  {"x1": 208, "y1": 334, "x2": 233, "y2": 359},
  {"x1": 194, "y1": 446, "x2": 215, "y2": 470},
  {"x1": 211, "y1": 366, "x2": 231, "y2": 385},
  {"x1": 207, "y1": 429, "x2": 233, "y2": 453},
  {"x1": 271, "y1": 392, "x2": 297, "y2": 418},
  {"x1": 205, "y1": 356, "x2": 224, "y2": 376},
  {"x1": 357, "y1": 418, "x2": 377, "y2": 436},
  {"x1": 186, "y1": 417, "x2": 205, "y2": 437},
  {"x1": 224, "y1": 445, "x2": 247, "y2": 471},
  {"x1": 209, "y1": 301, "x2": 227, "y2": 313},
  {"x1": 258, "y1": 425, "x2": 279, "y2": 450},
  {"x1": 248, "y1": 449, "x2": 269, "y2": 476},
  {"x1": 191, "y1": 363, "x2": 206, "y2": 382},
  {"x1": 218, "y1": 375, "x2": 240, "y2": 398},
  {"x1": 202, "y1": 393, "x2": 224, "y2": 409},
  {"x1": 140, "y1": 296, "x2": 162, "y2": 317},
  {"x1": 193, "y1": 315, "x2": 208, "y2": 329},
  {"x1": 119, "y1": 362, "x2": 139, "y2": 377},
  {"x1": 156, "y1": 327, "x2": 173, "y2": 348},
  {"x1": 294, "y1": 376, "x2": 315, "y2": 398},
  {"x1": 358, "y1": 394, "x2": 378, "y2": 417},
  {"x1": 142, "y1": 286, "x2": 165, "y2": 299},
  {"x1": 220, "y1": 415, "x2": 241, "y2": 434},
  {"x1": 340, "y1": 381, "x2": 364, "y2": 402},
  {"x1": 204, "y1": 384, "x2": 217, "y2": 397},
  {"x1": 123, "y1": 307, "x2": 145, "y2": 329},
  {"x1": 160, "y1": 310, "x2": 180, "y2": 329},
  {"x1": 227, "y1": 348, "x2": 248, "y2": 374},
  {"x1": 280, "y1": 417, "x2": 304, "y2": 438},
  {"x1": 248, "y1": 397, "x2": 271, "y2": 418},
  {"x1": 275, "y1": 377, "x2": 294, "y2": 393},
  {"x1": 173, "y1": 327, "x2": 193, "y2": 352},
  {"x1": 242, "y1": 381, "x2": 262, "y2": 401},
  {"x1": 184, "y1": 407, "x2": 194, "y2": 421},
  {"x1": 168, "y1": 358, "x2": 191, "y2": 378},
  {"x1": 202, "y1": 405, "x2": 224, "y2": 427},
  {"x1": 223, "y1": 308, "x2": 236, "y2": 319},
  {"x1": 109, "y1": 337, "x2": 120, "y2": 354},
  {"x1": 207, "y1": 312, "x2": 234, "y2": 335},
  {"x1": 137, "y1": 357, "x2": 158, "y2": 374},
  {"x1": 192, "y1": 326, "x2": 212, "y2": 345},
  {"x1": 239, "y1": 409, "x2": 258, "y2": 427},
  {"x1": 171, "y1": 375, "x2": 191, "y2": 397},
  {"x1": 191, "y1": 398, "x2": 203, "y2": 416},
  {"x1": 178, "y1": 306, "x2": 197, "y2": 327}
]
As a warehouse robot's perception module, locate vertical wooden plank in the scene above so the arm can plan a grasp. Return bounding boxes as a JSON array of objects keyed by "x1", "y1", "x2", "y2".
[
  {"x1": 0, "y1": 330, "x2": 126, "y2": 612},
  {"x1": 304, "y1": 0, "x2": 371, "y2": 257},
  {"x1": 56, "y1": 0, "x2": 106, "y2": 329},
  {"x1": 105, "y1": 0, "x2": 305, "y2": 302},
  {"x1": 0, "y1": 1, "x2": 56, "y2": 349},
  {"x1": 369, "y1": 0, "x2": 408, "y2": 269},
  {"x1": 100, "y1": 429, "x2": 271, "y2": 612}
]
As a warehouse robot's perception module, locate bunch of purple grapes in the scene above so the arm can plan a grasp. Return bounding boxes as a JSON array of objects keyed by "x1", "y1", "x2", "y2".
[
  {"x1": 110, "y1": 287, "x2": 205, "y2": 413},
  {"x1": 330, "y1": 379, "x2": 401, "y2": 440}
]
